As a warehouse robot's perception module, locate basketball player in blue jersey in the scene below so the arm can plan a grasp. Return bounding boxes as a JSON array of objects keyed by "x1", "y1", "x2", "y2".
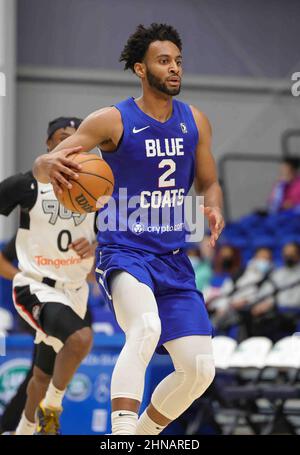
[{"x1": 33, "y1": 23, "x2": 225, "y2": 435}]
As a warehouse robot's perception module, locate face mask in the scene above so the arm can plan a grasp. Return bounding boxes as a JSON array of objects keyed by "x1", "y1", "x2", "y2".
[
  {"x1": 252, "y1": 259, "x2": 271, "y2": 274},
  {"x1": 221, "y1": 258, "x2": 234, "y2": 270},
  {"x1": 189, "y1": 257, "x2": 201, "y2": 270},
  {"x1": 284, "y1": 257, "x2": 298, "y2": 268}
]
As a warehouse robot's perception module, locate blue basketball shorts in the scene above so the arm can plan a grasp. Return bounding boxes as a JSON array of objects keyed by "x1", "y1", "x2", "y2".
[{"x1": 95, "y1": 244, "x2": 213, "y2": 354}]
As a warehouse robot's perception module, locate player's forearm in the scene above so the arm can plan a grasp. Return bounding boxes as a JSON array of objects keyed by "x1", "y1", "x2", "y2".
[
  {"x1": 0, "y1": 255, "x2": 19, "y2": 280},
  {"x1": 32, "y1": 154, "x2": 52, "y2": 183},
  {"x1": 201, "y1": 181, "x2": 223, "y2": 212}
]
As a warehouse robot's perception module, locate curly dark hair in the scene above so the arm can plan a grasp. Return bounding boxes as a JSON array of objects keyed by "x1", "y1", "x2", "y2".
[{"x1": 120, "y1": 23, "x2": 182, "y2": 72}]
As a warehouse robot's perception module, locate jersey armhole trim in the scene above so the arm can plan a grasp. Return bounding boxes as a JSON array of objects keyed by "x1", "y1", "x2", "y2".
[
  {"x1": 187, "y1": 104, "x2": 200, "y2": 147},
  {"x1": 25, "y1": 173, "x2": 38, "y2": 211}
]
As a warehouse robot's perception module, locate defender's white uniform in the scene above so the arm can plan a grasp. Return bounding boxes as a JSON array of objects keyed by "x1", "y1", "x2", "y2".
[
  {"x1": 15, "y1": 181, "x2": 95, "y2": 282},
  {"x1": 7, "y1": 174, "x2": 96, "y2": 352}
]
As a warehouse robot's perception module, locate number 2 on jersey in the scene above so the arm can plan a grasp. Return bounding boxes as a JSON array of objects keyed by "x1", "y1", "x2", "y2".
[{"x1": 158, "y1": 159, "x2": 176, "y2": 188}]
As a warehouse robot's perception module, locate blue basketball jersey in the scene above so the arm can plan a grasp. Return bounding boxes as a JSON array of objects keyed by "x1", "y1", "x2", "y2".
[{"x1": 97, "y1": 97, "x2": 199, "y2": 254}]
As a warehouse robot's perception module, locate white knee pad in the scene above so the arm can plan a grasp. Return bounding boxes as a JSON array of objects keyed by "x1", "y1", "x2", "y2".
[
  {"x1": 127, "y1": 312, "x2": 161, "y2": 365},
  {"x1": 188, "y1": 354, "x2": 215, "y2": 400},
  {"x1": 111, "y1": 312, "x2": 161, "y2": 401},
  {"x1": 151, "y1": 354, "x2": 215, "y2": 421}
]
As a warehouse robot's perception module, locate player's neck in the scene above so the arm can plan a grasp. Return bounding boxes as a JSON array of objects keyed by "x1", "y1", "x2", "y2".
[{"x1": 135, "y1": 91, "x2": 173, "y2": 123}]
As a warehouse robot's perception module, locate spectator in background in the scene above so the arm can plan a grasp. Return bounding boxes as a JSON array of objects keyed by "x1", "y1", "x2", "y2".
[
  {"x1": 268, "y1": 158, "x2": 300, "y2": 213},
  {"x1": 251, "y1": 242, "x2": 300, "y2": 317},
  {"x1": 186, "y1": 235, "x2": 214, "y2": 292},
  {"x1": 207, "y1": 247, "x2": 273, "y2": 336},
  {"x1": 234, "y1": 241, "x2": 300, "y2": 341},
  {"x1": 209, "y1": 247, "x2": 273, "y2": 312},
  {"x1": 203, "y1": 244, "x2": 242, "y2": 305}
]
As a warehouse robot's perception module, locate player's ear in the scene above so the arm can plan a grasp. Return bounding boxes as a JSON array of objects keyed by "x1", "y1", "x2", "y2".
[{"x1": 134, "y1": 62, "x2": 145, "y2": 79}]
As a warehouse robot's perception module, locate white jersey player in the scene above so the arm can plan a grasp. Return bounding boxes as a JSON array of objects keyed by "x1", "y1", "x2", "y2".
[{"x1": 0, "y1": 117, "x2": 97, "y2": 435}]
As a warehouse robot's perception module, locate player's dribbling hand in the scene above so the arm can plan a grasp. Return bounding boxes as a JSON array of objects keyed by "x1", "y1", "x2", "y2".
[
  {"x1": 69, "y1": 238, "x2": 96, "y2": 259},
  {"x1": 39, "y1": 146, "x2": 83, "y2": 194},
  {"x1": 200, "y1": 205, "x2": 225, "y2": 248}
]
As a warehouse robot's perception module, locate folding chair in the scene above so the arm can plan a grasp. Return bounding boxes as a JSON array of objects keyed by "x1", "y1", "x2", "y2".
[
  {"x1": 258, "y1": 336, "x2": 300, "y2": 434},
  {"x1": 212, "y1": 336, "x2": 238, "y2": 370},
  {"x1": 214, "y1": 337, "x2": 273, "y2": 434}
]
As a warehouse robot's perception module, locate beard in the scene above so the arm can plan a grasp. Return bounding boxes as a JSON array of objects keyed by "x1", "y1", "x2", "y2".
[{"x1": 146, "y1": 67, "x2": 181, "y2": 96}]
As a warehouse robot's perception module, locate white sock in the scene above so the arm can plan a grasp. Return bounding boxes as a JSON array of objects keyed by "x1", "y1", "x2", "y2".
[
  {"x1": 43, "y1": 381, "x2": 65, "y2": 409},
  {"x1": 111, "y1": 410, "x2": 138, "y2": 435},
  {"x1": 135, "y1": 409, "x2": 167, "y2": 435},
  {"x1": 15, "y1": 411, "x2": 36, "y2": 435}
]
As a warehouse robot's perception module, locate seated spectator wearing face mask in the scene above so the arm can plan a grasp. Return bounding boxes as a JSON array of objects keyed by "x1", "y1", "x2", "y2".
[
  {"x1": 252, "y1": 242, "x2": 300, "y2": 316},
  {"x1": 207, "y1": 247, "x2": 273, "y2": 328},
  {"x1": 240, "y1": 242, "x2": 300, "y2": 341},
  {"x1": 203, "y1": 244, "x2": 242, "y2": 305}
]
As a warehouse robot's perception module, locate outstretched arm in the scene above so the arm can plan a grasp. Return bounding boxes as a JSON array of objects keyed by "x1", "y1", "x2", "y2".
[
  {"x1": 0, "y1": 236, "x2": 19, "y2": 280},
  {"x1": 0, "y1": 252, "x2": 19, "y2": 280},
  {"x1": 191, "y1": 106, "x2": 225, "y2": 247},
  {"x1": 32, "y1": 107, "x2": 122, "y2": 193}
]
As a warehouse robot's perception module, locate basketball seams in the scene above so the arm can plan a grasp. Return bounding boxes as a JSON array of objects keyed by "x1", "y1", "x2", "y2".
[
  {"x1": 75, "y1": 171, "x2": 114, "y2": 186},
  {"x1": 73, "y1": 157, "x2": 102, "y2": 164},
  {"x1": 67, "y1": 188, "x2": 81, "y2": 212},
  {"x1": 69, "y1": 178, "x2": 98, "y2": 202},
  {"x1": 68, "y1": 154, "x2": 102, "y2": 165}
]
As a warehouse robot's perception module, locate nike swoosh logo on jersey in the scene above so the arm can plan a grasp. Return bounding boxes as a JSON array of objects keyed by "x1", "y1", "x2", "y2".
[
  {"x1": 132, "y1": 126, "x2": 150, "y2": 134},
  {"x1": 40, "y1": 189, "x2": 53, "y2": 194}
]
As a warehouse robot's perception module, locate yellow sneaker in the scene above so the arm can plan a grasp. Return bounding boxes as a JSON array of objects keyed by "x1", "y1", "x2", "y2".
[{"x1": 35, "y1": 402, "x2": 62, "y2": 435}]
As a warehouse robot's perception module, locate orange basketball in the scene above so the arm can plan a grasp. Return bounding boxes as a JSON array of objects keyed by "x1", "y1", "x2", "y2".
[{"x1": 56, "y1": 153, "x2": 114, "y2": 214}]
